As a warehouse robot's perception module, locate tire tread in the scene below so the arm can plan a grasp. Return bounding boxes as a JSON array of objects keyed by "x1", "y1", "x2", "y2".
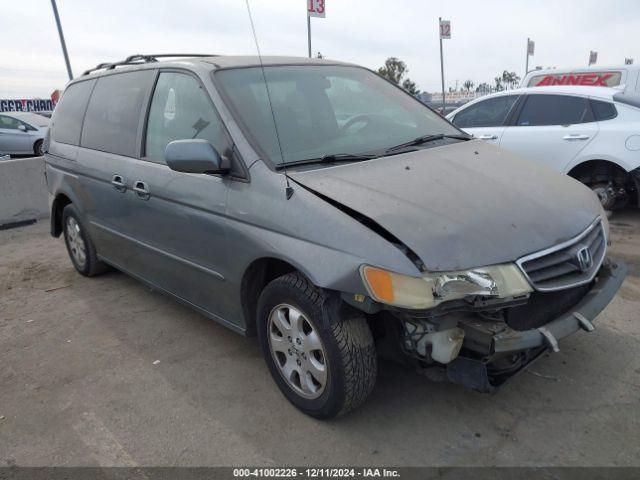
[{"x1": 270, "y1": 272, "x2": 377, "y2": 417}]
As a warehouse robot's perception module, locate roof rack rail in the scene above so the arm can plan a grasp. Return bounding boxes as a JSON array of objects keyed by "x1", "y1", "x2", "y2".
[{"x1": 81, "y1": 54, "x2": 219, "y2": 76}]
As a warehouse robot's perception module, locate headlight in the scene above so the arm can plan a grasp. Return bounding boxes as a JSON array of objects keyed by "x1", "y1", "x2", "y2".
[{"x1": 360, "y1": 264, "x2": 532, "y2": 309}]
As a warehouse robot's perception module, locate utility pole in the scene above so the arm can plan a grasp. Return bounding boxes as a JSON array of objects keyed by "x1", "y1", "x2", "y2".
[{"x1": 50, "y1": 0, "x2": 73, "y2": 80}]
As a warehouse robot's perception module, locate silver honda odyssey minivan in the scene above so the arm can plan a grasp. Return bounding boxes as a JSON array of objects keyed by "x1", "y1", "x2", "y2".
[{"x1": 45, "y1": 54, "x2": 627, "y2": 418}]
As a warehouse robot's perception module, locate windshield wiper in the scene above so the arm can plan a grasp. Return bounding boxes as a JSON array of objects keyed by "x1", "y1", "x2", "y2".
[
  {"x1": 385, "y1": 133, "x2": 472, "y2": 153},
  {"x1": 318, "y1": 153, "x2": 378, "y2": 163},
  {"x1": 277, "y1": 153, "x2": 378, "y2": 168}
]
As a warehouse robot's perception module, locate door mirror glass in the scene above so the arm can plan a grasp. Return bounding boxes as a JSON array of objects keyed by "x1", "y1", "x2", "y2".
[{"x1": 165, "y1": 139, "x2": 229, "y2": 174}]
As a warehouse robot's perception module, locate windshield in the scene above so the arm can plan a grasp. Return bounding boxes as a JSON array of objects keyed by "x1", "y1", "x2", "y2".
[{"x1": 215, "y1": 65, "x2": 460, "y2": 165}]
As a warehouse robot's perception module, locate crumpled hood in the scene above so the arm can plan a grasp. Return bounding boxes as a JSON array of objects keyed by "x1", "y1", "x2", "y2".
[{"x1": 289, "y1": 140, "x2": 602, "y2": 271}]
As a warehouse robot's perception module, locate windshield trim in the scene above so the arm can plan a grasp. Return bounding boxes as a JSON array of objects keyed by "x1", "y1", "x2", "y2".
[{"x1": 211, "y1": 64, "x2": 466, "y2": 172}]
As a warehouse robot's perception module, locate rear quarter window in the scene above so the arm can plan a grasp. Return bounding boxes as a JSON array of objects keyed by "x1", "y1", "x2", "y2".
[
  {"x1": 591, "y1": 100, "x2": 617, "y2": 121},
  {"x1": 81, "y1": 70, "x2": 154, "y2": 157},
  {"x1": 51, "y1": 79, "x2": 95, "y2": 145}
]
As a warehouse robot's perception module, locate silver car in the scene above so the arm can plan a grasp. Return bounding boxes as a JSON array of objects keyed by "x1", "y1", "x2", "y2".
[
  {"x1": 0, "y1": 112, "x2": 49, "y2": 156},
  {"x1": 45, "y1": 54, "x2": 627, "y2": 418}
]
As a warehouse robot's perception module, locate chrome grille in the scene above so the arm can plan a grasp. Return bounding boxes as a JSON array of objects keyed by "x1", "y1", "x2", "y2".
[{"x1": 516, "y1": 218, "x2": 606, "y2": 291}]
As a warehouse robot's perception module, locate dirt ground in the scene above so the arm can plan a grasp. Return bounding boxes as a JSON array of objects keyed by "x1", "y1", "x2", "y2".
[{"x1": 0, "y1": 210, "x2": 639, "y2": 467}]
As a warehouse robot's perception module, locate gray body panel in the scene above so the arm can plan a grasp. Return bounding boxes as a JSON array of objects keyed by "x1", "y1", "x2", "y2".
[
  {"x1": 289, "y1": 139, "x2": 602, "y2": 271},
  {"x1": 45, "y1": 56, "x2": 604, "y2": 334}
]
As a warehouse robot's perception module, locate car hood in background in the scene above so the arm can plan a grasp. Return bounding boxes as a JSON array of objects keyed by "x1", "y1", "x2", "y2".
[{"x1": 289, "y1": 140, "x2": 602, "y2": 272}]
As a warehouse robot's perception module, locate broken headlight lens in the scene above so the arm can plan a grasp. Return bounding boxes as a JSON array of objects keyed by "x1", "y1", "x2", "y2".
[{"x1": 360, "y1": 264, "x2": 532, "y2": 310}]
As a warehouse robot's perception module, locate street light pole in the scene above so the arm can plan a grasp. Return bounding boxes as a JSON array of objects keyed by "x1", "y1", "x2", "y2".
[
  {"x1": 50, "y1": 0, "x2": 73, "y2": 80},
  {"x1": 525, "y1": 37, "x2": 530, "y2": 75}
]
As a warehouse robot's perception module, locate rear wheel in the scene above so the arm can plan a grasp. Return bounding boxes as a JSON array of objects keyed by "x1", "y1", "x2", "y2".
[
  {"x1": 34, "y1": 140, "x2": 43, "y2": 156},
  {"x1": 62, "y1": 204, "x2": 109, "y2": 277},
  {"x1": 257, "y1": 273, "x2": 377, "y2": 419}
]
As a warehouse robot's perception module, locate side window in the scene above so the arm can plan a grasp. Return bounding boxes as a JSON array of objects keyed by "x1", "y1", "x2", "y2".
[
  {"x1": 516, "y1": 94, "x2": 593, "y2": 126},
  {"x1": 452, "y1": 96, "x2": 518, "y2": 128},
  {"x1": 145, "y1": 72, "x2": 232, "y2": 165},
  {"x1": 0, "y1": 115, "x2": 22, "y2": 130},
  {"x1": 50, "y1": 80, "x2": 95, "y2": 145},
  {"x1": 81, "y1": 70, "x2": 154, "y2": 157},
  {"x1": 591, "y1": 100, "x2": 617, "y2": 121}
]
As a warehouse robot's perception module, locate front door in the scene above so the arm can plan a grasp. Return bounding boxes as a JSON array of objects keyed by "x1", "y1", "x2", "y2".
[{"x1": 122, "y1": 70, "x2": 239, "y2": 324}]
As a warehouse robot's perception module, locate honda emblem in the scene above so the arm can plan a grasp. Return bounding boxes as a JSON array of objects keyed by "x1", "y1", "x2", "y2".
[{"x1": 576, "y1": 246, "x2": 592, "y2": 272}]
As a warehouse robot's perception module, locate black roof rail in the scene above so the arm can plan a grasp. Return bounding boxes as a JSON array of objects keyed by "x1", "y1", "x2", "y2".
[{"x1": 81, "y1": 54, "x2": 219, "y2": 76}]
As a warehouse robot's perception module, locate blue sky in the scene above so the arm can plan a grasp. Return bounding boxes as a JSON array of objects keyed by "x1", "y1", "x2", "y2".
[{"x1": 1, "y1": 0, "x2": 638, "y2": 98}]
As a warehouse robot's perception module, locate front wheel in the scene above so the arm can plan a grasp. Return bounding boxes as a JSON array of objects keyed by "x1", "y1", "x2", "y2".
[
  {"x1": 257, "y1": 273, "x2": 377, "y2": 419},
  {"x1": 590, "y1": 182, "x2": 617, "y2": 211}
]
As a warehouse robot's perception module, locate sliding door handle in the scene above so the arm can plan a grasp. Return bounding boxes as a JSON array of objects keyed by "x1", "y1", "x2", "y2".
[{"x1": 133, "y1": 180, "x2": 150, "y2": 200}]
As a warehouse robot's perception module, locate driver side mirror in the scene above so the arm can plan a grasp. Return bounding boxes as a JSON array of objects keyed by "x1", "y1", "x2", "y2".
[
  {"x1": 18, "y1": 124, "x2": 27, "y2": 132},
  {"x1": 165, "y1": 139, "x2": 230, "y2": 175}
]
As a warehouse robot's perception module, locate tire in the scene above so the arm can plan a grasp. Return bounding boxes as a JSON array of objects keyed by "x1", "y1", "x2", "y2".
[
  {"x1": 257, "y1": 272, "x2": 377, "y2": 419},
  {"x1": 589, "y1": 182, "x2": 617, "y2": 211},
  {"x1": 34, "y1": 140, "x2": 44, "y2": 157},
  {"x1": 62, "y1": 204, "x2": 109, "y2": 277}
]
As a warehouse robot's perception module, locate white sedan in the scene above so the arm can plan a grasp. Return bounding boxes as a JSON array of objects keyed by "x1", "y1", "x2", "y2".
[
  {"x1": 0, "y1": 112, "x2": 49, "y2": 157},
  {"x1": 447, "y1": 86, "x2": 640, "y2": 209}
]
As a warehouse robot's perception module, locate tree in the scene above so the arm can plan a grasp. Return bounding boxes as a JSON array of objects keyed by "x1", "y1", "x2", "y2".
[
  {"x1": 377, "y1": 57, "x2": 420, "y2": 95},
  {"x1": 476, "y1": 82, "x2": 491, "y2": 93},
  {"x1": 494, "y1": 76, "x2": 504, "y2": 91},
  {"x1": 501, "y1": 70, "x2": 521, "y2": 90},
  {"x1": 377, "y1": 57, "x2": 408, "y2": 84},
  {"x1": 463, "y1": 79, "x2": 475, "y2": 91},
  {"x1": 402, "y1": 78, "x2": 419, "y2": 95}
]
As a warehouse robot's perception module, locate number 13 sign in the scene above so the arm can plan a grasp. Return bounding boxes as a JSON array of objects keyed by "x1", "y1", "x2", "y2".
[{"x1": 308, "y1": 0, "x2": 326, "y2": 18}]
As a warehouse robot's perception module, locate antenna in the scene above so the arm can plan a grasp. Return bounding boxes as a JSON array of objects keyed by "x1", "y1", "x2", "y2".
[{"x1": 244, "y1": 0, "x2": 294, "y2": 200}]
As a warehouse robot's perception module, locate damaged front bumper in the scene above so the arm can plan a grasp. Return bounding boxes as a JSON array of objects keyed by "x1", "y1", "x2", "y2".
[
  {"x1": 390, "y1": 258, "x2": 627, "y2": 392},
  {"x1": 491, "y1": 258, "x2": 627, "y2": 354},
  {"x1": 446, "y1": 258, "x2": 627, "y2": 391}
]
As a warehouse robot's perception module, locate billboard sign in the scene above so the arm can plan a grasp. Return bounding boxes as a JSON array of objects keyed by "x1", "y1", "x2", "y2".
[
  {"x1": 527, "y1": 72, "x2": 622, "y2": 87},
  {"x1": 0, "y1": 90, "x2": 60, "y2": 112}
]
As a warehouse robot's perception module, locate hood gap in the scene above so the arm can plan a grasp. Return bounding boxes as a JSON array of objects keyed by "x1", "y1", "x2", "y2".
[{"x1": 290, "y1": 178, "x2": 425, "y2": 272}]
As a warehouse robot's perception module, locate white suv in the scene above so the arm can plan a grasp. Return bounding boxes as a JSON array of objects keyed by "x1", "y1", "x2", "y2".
[{"x1": 447, "y1": 86, "x2": 640, "y2": 209}]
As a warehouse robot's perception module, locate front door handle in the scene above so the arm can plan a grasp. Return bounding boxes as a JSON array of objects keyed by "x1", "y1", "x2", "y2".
[
  {"x1": 133, "y1": 180, "x2": 150, "y2": 200},
  {"x1": 563, "y1": 134, "x2": 590, "y2": 141},
  {"x1": 111, "y1": 175, "x2": 126, "y2": 193},
  {"x1": 477, "y1": 134, "x2": 498, "y2": 140}
]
